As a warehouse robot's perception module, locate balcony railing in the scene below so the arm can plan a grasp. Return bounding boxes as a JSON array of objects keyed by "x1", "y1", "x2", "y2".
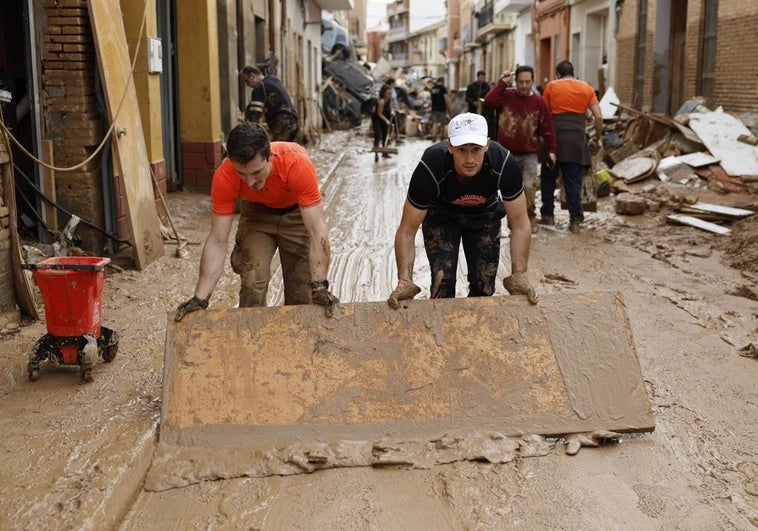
[
  {"x1": 477, "y1": 2, "x2": 494, "y2": 29},
  {"x1": 476, "y1": 7, "x2": 516, "y2": 38}
]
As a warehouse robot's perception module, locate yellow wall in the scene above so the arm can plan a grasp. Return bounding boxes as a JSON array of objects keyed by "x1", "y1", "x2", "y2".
[
  {"x1": 121, "y1": 0, "x2": 162, "y2": 162},
  {"x1": 176, "y1": 0, "x2": 221, "y2": 143}
]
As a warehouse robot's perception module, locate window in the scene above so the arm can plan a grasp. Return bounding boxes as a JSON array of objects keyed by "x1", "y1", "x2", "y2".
[{"x1": 700, "y1": 0, "x2": 718, "y2": 101}]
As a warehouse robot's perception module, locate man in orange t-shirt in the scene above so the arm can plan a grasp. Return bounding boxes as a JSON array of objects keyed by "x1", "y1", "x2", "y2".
[
  {"x1": 175, "y1": 122, "x2": 338, "y2": 320},
  {"x1": 541, "y1": 60, "x2": 604, "y2": 233}
]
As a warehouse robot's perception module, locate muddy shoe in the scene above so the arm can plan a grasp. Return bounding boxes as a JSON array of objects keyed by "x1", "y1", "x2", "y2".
[
  {"x1": 538, "y1": 216, "x2": 555, "y2": 226},
  {"x1": 569, "y1": 220, "x2": 581, "y2": 234}
]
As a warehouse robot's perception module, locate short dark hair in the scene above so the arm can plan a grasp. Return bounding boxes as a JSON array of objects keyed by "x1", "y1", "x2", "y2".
[
  {"x1": 556, "y1": 61, "x2": 574, "y2": 78},
  {"x1": 241, "y1": 65, "x2": 262, "y2": 76},
  {"x1": 226, "y1": 121, "x2": 270, "y2": 164},
  {"x1": 514, "y1": 65, "x2": 534, "y2": 80},
  {"x1": 386, "y1": 77, "x2": 395, "y2": 85},
  {"x1": 476, "y1": 70, "x2": 486, "y2": 77}
]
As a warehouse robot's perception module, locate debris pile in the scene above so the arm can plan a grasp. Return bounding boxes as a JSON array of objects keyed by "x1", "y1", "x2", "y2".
[{"x1": 595, "y1": 94, "x2": 758, "y2": 235}]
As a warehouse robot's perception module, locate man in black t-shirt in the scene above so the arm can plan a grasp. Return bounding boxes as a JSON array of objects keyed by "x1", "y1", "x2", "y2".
[
  {"x1": 429, "y1": 77, "x2": 451, "y2": 141},
  {"x1": 388, "y1": 113, "x2": 538, "y2": 308},
  {"x1": 241, "y1": 65, "x2": 299, "y2": 142}
]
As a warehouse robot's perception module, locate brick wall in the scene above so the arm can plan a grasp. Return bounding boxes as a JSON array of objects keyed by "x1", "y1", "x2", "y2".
[
  {"x1": 616, "y1": 0, "x2": 758, "y2": 114},
  {"x1": 42, "y1": 0, "x2": 108, "y2": 251},
  {"x1": 181, "y1": 140, "x2": 224, "y2": 193},
  {"x1": 710, "y1": 5, "x2": 758, "y2": 113}
]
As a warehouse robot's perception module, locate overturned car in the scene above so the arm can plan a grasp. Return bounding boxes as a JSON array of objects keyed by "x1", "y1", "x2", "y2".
[{"x1": 321, "y1": 58, "x2": 377, "y2": 127}]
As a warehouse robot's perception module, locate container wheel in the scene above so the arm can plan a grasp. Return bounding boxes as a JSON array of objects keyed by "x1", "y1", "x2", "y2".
[
  {"x1": 28, "y1": 366, "x2": 39, "y2": 382},
  {"x1": 102, "y1": 343, "x2": 118, "y2": 362}
]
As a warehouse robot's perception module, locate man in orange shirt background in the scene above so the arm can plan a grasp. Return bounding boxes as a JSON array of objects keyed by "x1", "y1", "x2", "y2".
[
  {"x1": 175, "y1": 121, "x2": 338, "y2": 320},
  {"x1": 540, "y1": 60, "x2": 604, "y2": 233}
]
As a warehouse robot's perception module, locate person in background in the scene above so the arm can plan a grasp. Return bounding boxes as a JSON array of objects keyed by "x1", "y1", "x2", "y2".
[
  {"x1": 429, "y1": 76, "x2": 451, "y2": 142},
  {"x1": 241, "y1": 65, "x2": 299, "y2": 142},
  {"x1": 466, "y1": 70, "x2": 496, "y2": 138},
  {"x1": 484, "y1": 65, "x2": 556, "y2": 233},
  {"x1": 372, "y1": 83, "x2": 393, "y2": 162},
  {"x1": 540, "y1": 60, "x2": 604, "y2": 233},
  {"x1": 175, "y1": 122, "x2": 338, "y2": 321},
  {"x1": 388, "y1": 112, "x2": 537, "y2": 309},
  {"x1": 465, "y1": 70, "x2": 491, "y2": 114},
  {"x1": 385, "y1": 77, "x2": 405, "y2": 143}
]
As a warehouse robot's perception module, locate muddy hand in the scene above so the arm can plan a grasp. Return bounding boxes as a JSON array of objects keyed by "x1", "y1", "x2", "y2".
[
  {"x1": 312, "y1": 287, "x2": 339, "y2": 317},
  {"x1": 387, "y1": 279, "x2": 422, "y2": 309},
  {"x1": 175, "y1": 296, "x2": 208, "y2": 322},
  {"x1": 503, "y1": 273, "x2": 538, "y2": 304},
  {"x1": 564, "y1": 430, "x2": 621, "y2": 456}
]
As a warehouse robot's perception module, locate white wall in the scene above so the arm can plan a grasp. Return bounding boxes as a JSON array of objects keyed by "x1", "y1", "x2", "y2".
[
  {"x1": 513, "y1": 6, "x2": 534, "y2": 69},
  {"x1": 569, "y1": 0, "x2": 614, "y2": 90}
]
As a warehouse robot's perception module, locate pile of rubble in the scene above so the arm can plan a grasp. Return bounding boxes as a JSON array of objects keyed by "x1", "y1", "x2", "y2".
[{"x1": 595, "y1": 93, "x2": 758, "y2": 235}]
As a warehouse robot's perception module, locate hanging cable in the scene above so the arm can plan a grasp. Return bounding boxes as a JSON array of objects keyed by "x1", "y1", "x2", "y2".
[{"x1": 13, "y1": 163, "x2": 131, "y2": 246}]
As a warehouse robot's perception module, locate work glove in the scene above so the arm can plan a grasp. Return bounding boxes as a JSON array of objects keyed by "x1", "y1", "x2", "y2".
[
  {"x1": 564, "y1": 430, "x2": 621, "y2": 456},
  {"x1": 175, "y1": 296, "x2": 208, "y2": 322},
  {"x1": 311, "y1": 280, "x2": 339, "y2": 318},
  {"x1": 387, "y1": 279, "x2": 421, "y2": 309},
  {"x1": 503, "y1": 273, "x2": 538, "y2": 304}
]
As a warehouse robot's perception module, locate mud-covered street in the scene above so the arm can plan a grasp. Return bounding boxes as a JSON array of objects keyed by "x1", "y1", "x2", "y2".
[{"x1": 0, "y1": 129, "x2": 756, "y2": 529}]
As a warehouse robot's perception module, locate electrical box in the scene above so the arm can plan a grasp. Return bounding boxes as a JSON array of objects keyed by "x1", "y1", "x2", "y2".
[{"x1": 147, "y1": 37, "x2": 162, "y2": 74}]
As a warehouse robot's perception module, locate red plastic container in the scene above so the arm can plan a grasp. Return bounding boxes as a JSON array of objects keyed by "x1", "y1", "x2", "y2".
[{"x1": 31, "y1": 256, "x2": 111, "y2": 337}]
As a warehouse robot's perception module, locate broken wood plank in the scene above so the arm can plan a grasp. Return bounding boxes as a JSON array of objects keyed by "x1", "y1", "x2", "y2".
[
  {"x1": 686, "y1": 202, "x2": 754, "y2": 218},
  {"x1": 674, "y1": 209, "x2": 731, "y2": 222},
  {"x1": 0, "y1": 121, "x2": 39, "y2": 319},
  {"x1": 666, "y1": 214, "x2": 731, "y2": 235}
]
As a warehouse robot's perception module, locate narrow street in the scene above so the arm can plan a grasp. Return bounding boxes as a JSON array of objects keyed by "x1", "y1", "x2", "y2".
[{"x1": 0, "y1": 129, "x2": 756, "y2": 529}]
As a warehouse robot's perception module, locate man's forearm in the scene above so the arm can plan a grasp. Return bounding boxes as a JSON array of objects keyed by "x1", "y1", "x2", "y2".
[
  {"x1": 309, "y1": 233, "x2": 331, "y2": 281},
  {"x1": 195, "y1": 240, "x2": 228, "y2": 300},
  {"x1": 508, "y1": 222, "x2": 531, "y2": 274},
  {"x1": 394, "y1": 231, "x2": 416, "y2": 281}
]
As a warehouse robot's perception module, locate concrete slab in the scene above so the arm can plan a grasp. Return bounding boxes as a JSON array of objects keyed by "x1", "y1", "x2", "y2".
[{"x1": 160, "y1": 291, "x2": 654, "y2": 450}]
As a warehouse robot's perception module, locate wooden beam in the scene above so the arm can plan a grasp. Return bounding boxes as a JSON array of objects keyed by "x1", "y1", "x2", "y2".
[
  {"x1": 86, "y1": 0, "x2": 164, "y2": 268},
  {"x1": 41, "y1": 140, "x2": 57, "y2": 233}
]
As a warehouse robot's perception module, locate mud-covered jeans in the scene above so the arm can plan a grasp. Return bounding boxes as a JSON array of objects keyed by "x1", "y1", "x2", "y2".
[
  {"x1": 230, "y1": 201, "x2": 311, "y2": 307},
  {"x1": 421, "y1": 203, "x2": 505, "y2": 299},
  {"x1": 512, "y1": 153, "x2": 539, "y2": 219}
]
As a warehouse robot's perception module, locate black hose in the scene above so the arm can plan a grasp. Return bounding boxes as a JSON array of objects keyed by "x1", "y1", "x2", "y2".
[{"x1": 12, "y1": 163, "x2": 131, "y2": 246}]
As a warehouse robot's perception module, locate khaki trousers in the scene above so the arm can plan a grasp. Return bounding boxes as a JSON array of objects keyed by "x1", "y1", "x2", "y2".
[{"x1": 230, "y1": 201, "x2": 311, "y2": 307}]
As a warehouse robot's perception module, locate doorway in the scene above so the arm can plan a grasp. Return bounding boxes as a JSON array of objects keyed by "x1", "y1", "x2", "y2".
[{"x1": 157, "y1": 0, "x2": 181, "y2": 190}]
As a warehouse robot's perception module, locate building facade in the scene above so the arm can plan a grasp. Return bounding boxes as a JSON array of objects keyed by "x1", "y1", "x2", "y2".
[
  {"x1": 616, "y1": 0, "x2": 758, "y2": 117},
  {"x1": 0, "y1": 0, "x2": 350, "y2": 315}
]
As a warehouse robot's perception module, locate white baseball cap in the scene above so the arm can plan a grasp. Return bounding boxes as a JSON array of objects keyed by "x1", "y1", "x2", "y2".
[{"x1": 447, "y1": 113, "x2": 489, "y2": 147}]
